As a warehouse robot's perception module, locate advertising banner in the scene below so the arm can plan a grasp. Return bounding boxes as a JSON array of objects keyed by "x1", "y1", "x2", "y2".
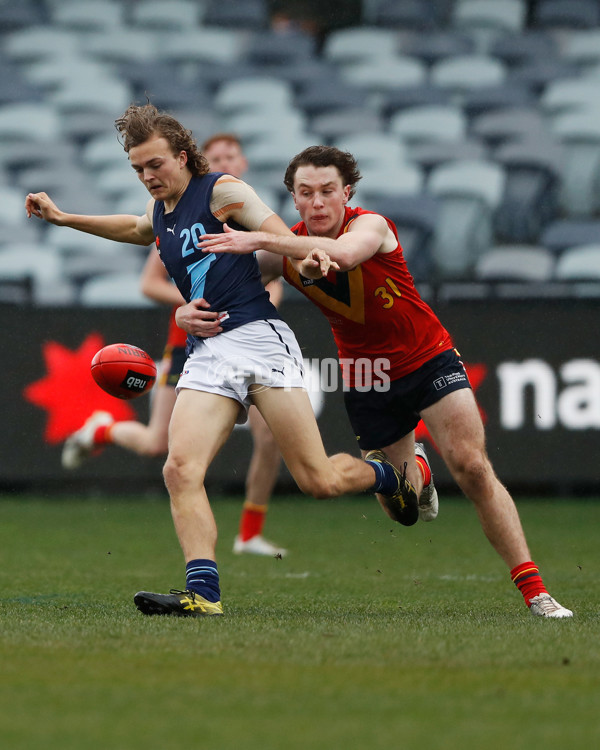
[{"x1": 2, "y1": 294, "x2": 599, "y2": 494}]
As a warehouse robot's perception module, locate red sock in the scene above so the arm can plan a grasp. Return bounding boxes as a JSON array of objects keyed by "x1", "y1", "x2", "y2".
[
  {"x1": 511, "y1": 561, "x2": 548, "y2": 606},
  {"x1": 239, "y1": 503, "x2": 267, "y2": 541},
  {"x1": 415, "y1": 455, "x2": 431, "y2": 486},
  {"x1": 93, "y1": 424, "x2": 113, "y2": 446}
]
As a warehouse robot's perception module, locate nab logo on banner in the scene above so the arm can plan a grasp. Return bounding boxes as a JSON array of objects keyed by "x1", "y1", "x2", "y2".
[{"x1": 497, "y1": 358, "x2": 600, "y2": 430}]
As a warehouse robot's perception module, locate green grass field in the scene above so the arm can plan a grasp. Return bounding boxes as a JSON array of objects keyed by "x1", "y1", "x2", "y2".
[{"x1": 0, "y1": 492, "x2": 598, "y2": 750}]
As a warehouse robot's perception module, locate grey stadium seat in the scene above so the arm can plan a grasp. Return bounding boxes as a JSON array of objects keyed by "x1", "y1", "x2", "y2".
[
  {"x1": 551, "y1": 110, "x2": 600, "y2": 215},
  {"x1": 129, "y1": 0, "x2": 206, "y2": 31},
  {"x1": 427, "y1": 159, "x2": 506, "y2": 279},
  {"x1": 372, "y1": 0, "x2": 441, "y2": 30},
  {"x1": 357, "y1": 193, "x2": 440, "y2": 282},
  {"x1": 323, "y1": 27, "x2": 400, "y2": 65},
  {"x1": 408, "y1": 139, "x2": 488, "y2": 173},
  {"x1": 80, "y1": 273, "x2": 158, "y2": 307},
  {"x1": 554, "y1": 244, "x2": 600, "y2": 280},
  {"x1": 389, "y1": 104, "x2": 467, "y2": 144},
  {"x1": 340, "y1": 55, "x2": 428, "y2": 94},
  {"x1": 532, "y1": 0, "x2": 600, "y2": 30},
  {"x1": 295, "y1": 78, "x2": 368, "y2": 118},
  {"x1": 541, "y1": 219, "x2": 600, "y2": 254},
  {"x1": 243, "y1": 30, "x2": 317, "y2": 66},
  {"x1": 310, "y1": 108, "x2": 385, "y2": 142},
  {"x1": 49, "y1": 0, "x2": 125, "y2": 31},
  {"x1": 490, "y1": 31, "x2": 558, "y2": 68},
  {"x1": 333, "y1": 133, "x2": 408, "y2": 170},
  {"x1": 474, "y1": 245, "x2": 555, "y2": 282},
  {"x1": 430, "y1": 54, "x2": 507, "y2": 96},
  {"x1": 405, "y1": 30, "x2": 475, "y2": 65},
  {"x1": 470, "y1": 107, "x2": 552, "y2": 148},
  {"x1": 202, "y1": 0, "x2": 269, "y2": 30},
  {"x1": 492, "y1": 139, "x2": 564, "y2": 243},
  {"x1": 462, "y1": 83, "x2": 534, "y2": 118}
]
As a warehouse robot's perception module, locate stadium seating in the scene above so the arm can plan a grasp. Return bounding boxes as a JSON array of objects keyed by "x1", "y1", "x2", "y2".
[
  {"x1": 49, "y1": 0, "x2": 125, "y2": 31},
  {"x1": 452, "y1": 0, "x2": 527, "y2": 36},
  {"x1": 532, "y1": 0, "x2": 600, "y2": 30},
  {"x1": 561, "y1": 30, "x2": 600, "y2": 72},
  {"x1": 353, "y1": 162, "x2": 425, "y2": 204},
  {"x1": 2, "y1": 0, "x2": 600, "y2": 302},
  {"x1": 310, "y1": 108, "x2": 385, "y2": 142},
  {"x1": 390, "y1": 104, "x2": 467, "y2": 144},
  {"x1": 462, "y1": 82, "x2": 534, "y2": 118},
  {"x1": 79, "y1": 273, "x2": 156, "y2": 307},
  {"x1": 540, "y1": 219, "x2": 600, "y2": 254},
  {"x1": 243, "y1": 29, "x2": 318, "y2": 66},
  {"x1": 551, "y1": 110, "x2": 600, "y2": 216},
  {"x1": 294, "y1": 78, "x2": 369, "y2": 118},
  {"x1": 409, "y1": 138, "x2": 488, "y2": 174},
  {"x1": 474, "y1": 244, "x2": 555, "y2": 282},
  {"x1": 214, "y1": 77, "x2": 295, "y2": 117},
  {"x1": 0, "y1": 244, "x2": 74, "y2": 305},
  {"x1": 470, "y1": 106, "x2": 551, "y2": 148},
  {"x1": 202, "y1": 0, "x2": 269, "y2": 30},
  {"x1": 490, "y1": 30, "x2": 558, "y2": 67},
  {"x1": 160, "y1": 28, "x2": 246, "y2": 66},
  {"x1": 427, "y1": 159, "x2": 506, "y2": 278},
  {"x1": 492, "y1": 139, "x2": 564, "y2": 243},
  {"x1": 340, "y1": 55, "x2": 428, "y2": 94},
  {"x1": 554, "y1": 244, "x2": 600, "y2": 280},
  {"x1": 361, "y1": 193, "x2": 440, "y2": 281},
  {"x1": 129, "y1": 0, "x2": 206, "y2": 31},
  {"x1": 333, "y1": 133, "x2": 408, "y2": 170},
  {"x1": 322, "y1": 27, "x2": 400, "y2": 65},
  {"x1": 381, "y1": 86, "x2": 454, "y2": 120},
  {"x1": 430, "y1": 54, "x2": 507, "y2": 96},
  {"x1": 371, "y1": 0, "x2": 441, "y2": 30}
]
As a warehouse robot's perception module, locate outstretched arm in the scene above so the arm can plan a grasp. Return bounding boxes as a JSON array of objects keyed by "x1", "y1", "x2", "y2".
[
  {"x1": 25, "y1": 191, "x2": 155, "y2": 246},
  {"x1": 197, "y1": 213, "x2": 393, "y2": 271},
  {"x1": 257, "y1": 247, "x2": 339, "y2": 284}
]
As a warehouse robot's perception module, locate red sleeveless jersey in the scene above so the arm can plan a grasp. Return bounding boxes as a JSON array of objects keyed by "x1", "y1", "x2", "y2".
[{"x1": 283, "y1": 206, "x2": 453, "y2": 386}]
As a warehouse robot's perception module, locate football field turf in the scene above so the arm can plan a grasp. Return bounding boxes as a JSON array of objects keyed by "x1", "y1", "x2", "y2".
[{"x1": 0, "y1": 493, "x2": 598, "y2": 749}]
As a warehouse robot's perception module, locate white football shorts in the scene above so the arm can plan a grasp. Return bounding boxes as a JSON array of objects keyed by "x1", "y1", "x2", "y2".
[{"x1": 176, "y1": 318, "x2": 306, "y2": 423}]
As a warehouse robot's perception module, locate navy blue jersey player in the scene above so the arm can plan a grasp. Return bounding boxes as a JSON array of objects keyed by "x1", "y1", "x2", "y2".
[
  {"x1": 25, "y1": 103, "x2": 418, "y2": 618},
  {"x1": 153, "y1": 171, "x2": 278, "y2": 333}
]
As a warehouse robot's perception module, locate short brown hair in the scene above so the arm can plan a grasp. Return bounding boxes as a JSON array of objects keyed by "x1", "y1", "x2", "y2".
[
  {"x1": 284, "y1": 145, "x2": 362, "y2": 198},
  {"x1": 115, "y1": 103, "x2": 209, "y2": 177},
  {"x1": 201, "y1": 132, "x2": 243, "y2": 152}
]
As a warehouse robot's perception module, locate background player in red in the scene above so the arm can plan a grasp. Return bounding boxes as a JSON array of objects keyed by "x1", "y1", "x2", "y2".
[
  {"x1": 62, "y1": 133, "x2": 287, "y2": 557},
  {"x1": 185, "y1": 145, "x2": 573, "y2": 619}
]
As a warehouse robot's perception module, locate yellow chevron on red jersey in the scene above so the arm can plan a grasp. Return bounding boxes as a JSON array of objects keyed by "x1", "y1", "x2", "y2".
[{"x1": 284, "y1": 262, "x2": 366, "y2": 324}]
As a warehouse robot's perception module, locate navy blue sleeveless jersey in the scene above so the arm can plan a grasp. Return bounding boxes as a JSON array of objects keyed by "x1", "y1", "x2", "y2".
[{"x1": 153, "y1": 173, "x2": 279, "y2": 333}]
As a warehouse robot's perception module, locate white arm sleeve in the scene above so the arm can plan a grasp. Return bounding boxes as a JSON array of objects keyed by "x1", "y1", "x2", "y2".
[{"x1": 209, "y1": 176, "x2": 275, "y2": 230}]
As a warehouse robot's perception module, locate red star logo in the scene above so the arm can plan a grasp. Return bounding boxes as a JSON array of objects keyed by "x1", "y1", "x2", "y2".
[
  {"x1": 23, "y1": 333, "x2": 136, "y2": 444},
  {"x1": 415, "y1": 362, "x2": 488, "y2": 452}
]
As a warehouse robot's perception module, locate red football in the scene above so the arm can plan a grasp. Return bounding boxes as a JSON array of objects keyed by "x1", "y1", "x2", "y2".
[{"x1": 91, "y1": 343, "x2": 157, "y2": 400}]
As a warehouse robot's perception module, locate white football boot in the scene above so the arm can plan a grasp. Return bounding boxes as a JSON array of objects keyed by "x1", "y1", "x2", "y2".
[
  {"x1": 529, "y1": 594, "x2": 573, "y2": 618},
  {"x1": 415, "y1": 442, "x2": 439, "y2": 521},
  {"x1": 61, "y1": 411, "x2": 114, "y2": 470},
  {"x1": 233, "y1": 535, "x2": 288, "y2": 557}
]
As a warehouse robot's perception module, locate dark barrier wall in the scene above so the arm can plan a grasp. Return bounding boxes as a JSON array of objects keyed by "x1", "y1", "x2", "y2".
[{"x1": 2, "y1": 295, "x2": 599, "y2": 493}]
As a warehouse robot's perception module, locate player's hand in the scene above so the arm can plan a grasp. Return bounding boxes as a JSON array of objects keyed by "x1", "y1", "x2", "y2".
[
  {"x1": 25, "y1": 192, "x2": 64, "y2": 224},
  {"x1": 196, "y1": 223, "x2": 260, "y2": 254},
  {"x1": 175, "y1": 299, "x2": 226, "y2": 338},
  {"x1": 299, "y1": 249, "x2": 340, "y2": 280}
]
